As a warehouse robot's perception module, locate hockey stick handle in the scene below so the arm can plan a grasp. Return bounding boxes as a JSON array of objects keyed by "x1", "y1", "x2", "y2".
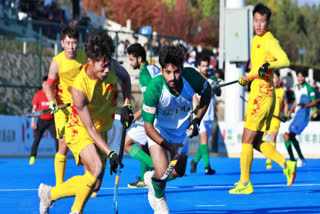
[
  {"x1": 113, "y1": 125, "x2": 126, "y2": 214},
  {"x1": 118, "y1": 126, "x2": 126, "y2": 162},
  {"x1": 217, "y1": 74, "x2": 259, "y2": 88}
]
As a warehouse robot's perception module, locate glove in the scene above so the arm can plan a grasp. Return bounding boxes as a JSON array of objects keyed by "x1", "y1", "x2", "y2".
[
  {"x1": 238, "y1": 77, "x2": 249, "y2": 86},
  {"x1": 187, "y1": 117, "x2": 201, "y2": 138},
  {"x1": 298, "y1": 103, "x2": 306, "y2": 108},
  {"x1": 258, "y1": 62, "x2": 270, "y2": 77},
  {"x1": 211, "y1": 80, "x2": 221, "y2": 95},
  {"x1": 279, "y1": 115, "x2": 289, "y2": 122},
  {"x1": 108, "y1": 150, "x2": 124, "y2": 175},
  {"x1": 160, "y1": 140, "x2": 183, "y2": 156},
  {"x1": 120, "y1": 104, "x2": 134, "y2": 128},
  {"x1": 49, "y1": 101, "x2": 59, "y2": 114}
]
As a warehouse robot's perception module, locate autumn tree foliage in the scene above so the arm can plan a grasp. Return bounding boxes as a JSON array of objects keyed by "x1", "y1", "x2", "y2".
[{"x1": 81, "y1": 0, "x2": 219, "y2": 46}]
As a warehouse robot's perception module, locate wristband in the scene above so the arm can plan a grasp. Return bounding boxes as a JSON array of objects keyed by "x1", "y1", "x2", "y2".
[{"x1": 47, "y1": 77, "x2": 57, "y2": 87}]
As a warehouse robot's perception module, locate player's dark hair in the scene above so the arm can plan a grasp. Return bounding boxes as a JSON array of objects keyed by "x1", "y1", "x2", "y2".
[
  {"x1": 61, "y1": 26, "x2": 79, "y2": 40},
  {"x1": 84, "y1": 31, "x2": 115, "y2": 62},
  {"x1": 127, "y1": 43, "x2": 146, "y2": 62},
  {"x1": 198, "y1": 54, "x2": 210, "y2": 65},
  {"x1": 274, "y1": 69, "x2": 280, "y2": 77},
  {"x1": 159, "y1": 44, "x2": 186, "y2": 69},
  {"x1": 253, "y1": 3, "x2": 271, "y2": 21},
  {"x1": 297, "y1": 70, "x2": 307, "y2": 77},
  {"x1": 42, "y1": 75, "x2": 48, "y2": 82}
]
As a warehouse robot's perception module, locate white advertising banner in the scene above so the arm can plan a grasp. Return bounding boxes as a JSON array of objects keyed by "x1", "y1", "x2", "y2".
[
  {"x1": 0, "y1": 115, "x2": 123, "y2": 157},
  {"x1": 216, "y1": 121, "x2": 320, "y2": 157}
]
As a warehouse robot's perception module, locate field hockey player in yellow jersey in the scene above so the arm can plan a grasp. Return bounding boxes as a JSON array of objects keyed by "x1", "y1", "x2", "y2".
[
  {"x1": 38, "y1": 31, "x2": 133, "y2": 214},
  {"x1": 44, "y1": 26, "x2": 86, "y2": 188},
  {"x1": 264, "y1": 70, "x2": 288, "y2": 170},
  {"x1": 229, "y1": 3, "x2": 296, "y2": 195}
]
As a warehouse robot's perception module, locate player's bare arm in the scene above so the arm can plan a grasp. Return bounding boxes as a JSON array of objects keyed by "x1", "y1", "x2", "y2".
[
  {"x1": 144, "y1": 122, "x2": 165, "y2": 145},
  {"x1": 71, "y1": 87, "x2": 112, "y2": 155},
  {"x1": 44, "y1": 59, "x2": 59, "y2": 102},
  {"x1": 133, "y1": 109, "x2": 142, "y2": 122},
  {"x1": 288, "y1": 100, "x2": 297, "y2": 116},
  {"x1": 304, "y1": 100, "x2": 317, "y2": 108},
  {"x1": 114, "y1": 59, "x2": 132, "y2": 105}
]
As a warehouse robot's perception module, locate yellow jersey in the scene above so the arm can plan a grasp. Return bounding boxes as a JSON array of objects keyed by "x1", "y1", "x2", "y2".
[
  {"x1": 244, "y1": 31, "x2": 289, "y2": 132},
  {"x1": 53, "y1": 49, "x2": 87, "y2": 105},
  {"x1": 68, "y1": 61, "x2": 118, "y2": 133},
  {"x1": 249, "y1": 31, "x2": 290, "y2": 98}
]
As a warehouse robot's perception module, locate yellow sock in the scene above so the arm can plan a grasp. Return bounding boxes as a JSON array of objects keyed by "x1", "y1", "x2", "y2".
[
  {"x1": 260, "y1": 141, "x2": 286, "y2": 168},
  {"x1": 240, "y1": 143, "x2": 253, "y2": 184},
  {"x1": 55, "y1": 153, "x2": 66, "y2": 185},
  {"x1": 266, "y1": 142, "x2": 276, "y2": 164},
  {"x1": 51, "y1": 176, "x2": 81, "y2": 201},
  {"x1": 71, "y1": 171, "x2": 97, "y2": 213}
]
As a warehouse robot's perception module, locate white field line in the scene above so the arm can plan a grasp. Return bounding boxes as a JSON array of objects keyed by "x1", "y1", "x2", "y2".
[{"x1": 1, "y1": 183, "x2": 320, "y2": 192}]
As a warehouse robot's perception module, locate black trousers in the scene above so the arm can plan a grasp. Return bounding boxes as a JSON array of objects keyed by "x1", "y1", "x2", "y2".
[{"x1": 30, "y1": 118, "x2": 58, "y2": 157}]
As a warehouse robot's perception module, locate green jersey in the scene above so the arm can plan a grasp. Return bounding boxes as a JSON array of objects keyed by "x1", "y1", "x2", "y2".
[
  {"x1": 142, "y1": 67, "x2": 211, "y2": 131},
  {"x1": 139, "y1": 62, "x2": 160, "y2": 94}
]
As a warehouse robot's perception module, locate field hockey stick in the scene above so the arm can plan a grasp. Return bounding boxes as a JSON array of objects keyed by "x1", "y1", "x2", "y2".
[
  {"x1": 24, "y1": 103, "x2": 71, "y2": 117},
  {"x1": 214, "y1": 73, "x2": 259, "y2": 89},
  {"x1": 152, "y1": 129, "x2": 192, "y2": 183},
  {"x1": 240, "y1": 95, "x2": 248, "y2": 103},
  {"x1": 113, "y1": 125, "x2": 126, "y2": 214},
  {"x1": 114, "y1": 114, "x2": 144, "y2": 126}
]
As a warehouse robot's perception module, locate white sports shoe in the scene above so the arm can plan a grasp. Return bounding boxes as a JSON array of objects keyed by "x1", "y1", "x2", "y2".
[
  {"x1": 297, "y1": 158, "x2": 306, "y2": 167},
  {"x1": 144, "y1": 170, "x2": 156, "y2": 210},
  {"x1": 38, "y1": 183, "x2": 52, "y2": 214},
  {"x1": 154, "y1": 196, "x2": 169, "y2": 214}
]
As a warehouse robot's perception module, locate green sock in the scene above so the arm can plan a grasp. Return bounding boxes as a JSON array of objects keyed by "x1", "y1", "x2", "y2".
[
  {"x1": 285, "y1": 141, "x2": 295, "y2": 161},
  {"x1": 140, "y1": 162, "x2": 148, "y2": 182},
  {"x1": 152, "y1": 178, "x2": 166, "y2": 198},
  {"x1": 150, "y1": 174, "x2": 176, "y2": 198},
  {"x1": 199, "y1": 144, "x2": 210, "y2": 168},
  {"x1": 194, "y1": 145, "x2": 202, "y2": 163},
  {"x1": 291, "y1": 138, "x2": 305, "y2": 160},
  {"x1": 167, "y1": 174, "x2": 175, "y2": 182},
  {"x1": 128, "y1": 145, "x2": 154, "y2": 168}
]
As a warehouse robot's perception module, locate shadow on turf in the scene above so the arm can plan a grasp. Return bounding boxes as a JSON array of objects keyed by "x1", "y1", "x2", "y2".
[{"x1": 172, "y1": 206, "x2": 320, "y2": 213}]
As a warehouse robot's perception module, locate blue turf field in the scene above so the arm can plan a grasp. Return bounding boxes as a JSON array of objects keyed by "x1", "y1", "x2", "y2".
[{"x1": 0, "y1": 157, "x2": 319, "y2": 213}]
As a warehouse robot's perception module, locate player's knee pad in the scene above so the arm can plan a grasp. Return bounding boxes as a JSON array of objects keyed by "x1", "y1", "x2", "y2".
[{"x1": 174, "y1": 153, "x2": 188, "y2": 177}]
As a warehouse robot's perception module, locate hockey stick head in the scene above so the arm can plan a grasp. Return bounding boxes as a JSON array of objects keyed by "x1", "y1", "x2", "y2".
[{"x1": 24, "y1": 108, "x2": 31, "y2": 116}]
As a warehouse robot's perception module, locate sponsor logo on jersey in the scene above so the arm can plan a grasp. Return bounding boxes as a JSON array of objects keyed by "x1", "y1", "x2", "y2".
[
  {"x1": 162, "y1": 105, "x2": 192, "y2": 116},
  {"x1": 143, "y1": 104, "x2": 156, "y2": 114}
]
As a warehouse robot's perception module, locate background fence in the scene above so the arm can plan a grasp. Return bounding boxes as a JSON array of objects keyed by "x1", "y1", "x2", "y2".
[{"x1": 0, "y1": 18, "x2": 179, "y2": 115}]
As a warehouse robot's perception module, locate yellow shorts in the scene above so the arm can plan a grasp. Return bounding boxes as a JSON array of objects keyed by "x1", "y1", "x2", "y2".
[
  {"x1": 244, "y1": 93, "x2": 275, "y2": 132},
  {"x1": 54, "y1": 106, "x2": 71, "y2": 138},
  {"x1": 65, "y1": 125, "x2": 108, "y2": 166}
]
